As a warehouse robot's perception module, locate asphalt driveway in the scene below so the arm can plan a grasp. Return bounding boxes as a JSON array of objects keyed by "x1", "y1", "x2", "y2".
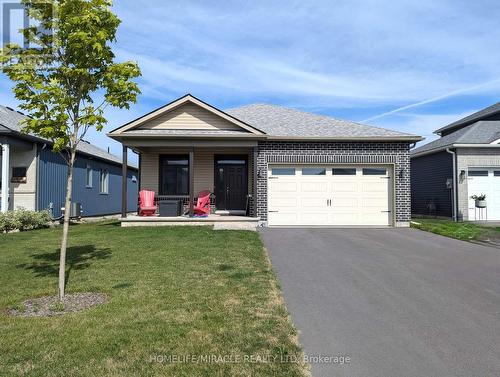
[{"x1": 259, "y1": 228, "x2": 500, "y2": 377}]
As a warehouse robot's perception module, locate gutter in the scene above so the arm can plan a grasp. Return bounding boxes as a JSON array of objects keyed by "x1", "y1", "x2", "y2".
[
  {"x1": 411, "y1": 143, "x2": 500, "y2": 158},
  {"x1": 108, "y1": 133, "x2": 423, "y2": 143},
  {"x1": 446, "y1": 148, "x2": 458, "y2": 222}
]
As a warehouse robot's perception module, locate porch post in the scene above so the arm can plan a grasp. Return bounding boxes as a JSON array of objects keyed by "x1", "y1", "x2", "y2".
[
  {"x1": 189, "y1": 148, "x2": 194, "y2": 217},
  {"x1": 121, "y1": 145, "x2": 127, "y2": 218},
  {"x1": 252, "y1": 146, "x2": 258, "y2": 217},
  {"x1": 1, "y1": 143, "x2": 10, "y2": 213}
]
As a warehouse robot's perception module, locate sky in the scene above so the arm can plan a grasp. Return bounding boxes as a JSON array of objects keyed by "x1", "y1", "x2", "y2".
[{"x1": 1, "y1": 0, "x2": 500, "y2": 164}]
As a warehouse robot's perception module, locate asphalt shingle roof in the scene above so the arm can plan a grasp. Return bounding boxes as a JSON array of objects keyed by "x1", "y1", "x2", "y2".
[
  {"x1": 411, "y1": 120, "x2": 500, "y2": 155},
  {"x1": 0, "y1": 105, "x2": 134, "y2": 167},
  {"x1": 226, "y1": 104, "x2": 417, "y2": 139},
  {"x1": 435, "y1": 102, "x2": 500, "y2": 135}
]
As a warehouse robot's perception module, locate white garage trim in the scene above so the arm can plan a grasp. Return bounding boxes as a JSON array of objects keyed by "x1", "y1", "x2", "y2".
[
  {"x1": 267, "y1": 163, "x2": 395, "y2": 227},
  {"x1": 467, "y1": 167, "x2": 500, "y2": 221}
]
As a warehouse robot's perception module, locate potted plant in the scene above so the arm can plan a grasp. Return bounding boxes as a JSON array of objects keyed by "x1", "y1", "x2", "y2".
[{"x1": 471, "y1": 194, "x2": 487, "y2": 208}]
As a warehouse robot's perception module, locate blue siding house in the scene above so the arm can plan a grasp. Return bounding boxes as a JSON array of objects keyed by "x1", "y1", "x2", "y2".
[{"x1": 0, "y1": 105, "x2": 138, "y2": 217}]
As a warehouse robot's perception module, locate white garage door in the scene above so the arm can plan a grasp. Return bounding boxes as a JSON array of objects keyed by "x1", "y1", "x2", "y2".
[
  {"x1": 267, "y1": 165, "x2": 392, "y2": 226},
  {"x1": 467, "y1": 168, "x2": 500, "y2": 221}
]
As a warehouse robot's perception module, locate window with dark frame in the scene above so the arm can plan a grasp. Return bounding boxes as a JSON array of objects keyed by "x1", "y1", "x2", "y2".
[
  {"x1": 302, "y1": 167, "x2": 326, "y2": 175},
  {"x1": 272, "y1": 167, "x2": 295, "y2": 176},
  {"x1": 332, "y1": 168, "x2": 356, "y2": 175},
  {"x1": 362, "y1": 168, "x2": 387, "y2": 176},
  {"x1": 468, "y1": 170, "x2": 488, "y2": 177},
  {"x1": 159, "y1": 155, "x2": 189, "y2": 195},
  {"x1": 11, "y1": 167, "x2": 27, "y2": 183}
]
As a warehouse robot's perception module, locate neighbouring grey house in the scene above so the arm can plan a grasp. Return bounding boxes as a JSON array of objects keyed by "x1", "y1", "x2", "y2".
[
  {"x1": 0, "y1": 105, "x2": 138, "y2": 217},
  {"x1": 411, "y1": 102, "x2": 500, "y2": 221},
  {"x1": 108, "y1": 94, "x2": 421, "y2": 227}
]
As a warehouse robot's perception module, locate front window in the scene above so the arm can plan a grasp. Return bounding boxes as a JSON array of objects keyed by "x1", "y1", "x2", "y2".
[
  {"x1": 11, "y1": 167, "x2": 27, "y2": 183},
  {"x1": 99, "y1": 169, "x2": 109, "y2": 194},
  {"x1": 159, "y1": 155, "x2": 189, "y2": 195}
]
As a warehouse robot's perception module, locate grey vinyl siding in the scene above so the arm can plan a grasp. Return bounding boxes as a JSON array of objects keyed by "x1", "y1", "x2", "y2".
[
  {"x1": 38, "y1": 147, "x2": 138, "y2": 217},
  {"x1": 411, "y1": 151, "x2": 453, "y2": 217}
]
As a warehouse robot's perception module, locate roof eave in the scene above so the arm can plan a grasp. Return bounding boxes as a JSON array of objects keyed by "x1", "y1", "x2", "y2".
[
  {"x1": 106, "y1": 133, "x2": 267, "y2": 141},
  {"x1": 434, "y1": 108, "x2": 500, "y2": 135},
  {"x1": 266, "y1": 135, "x2": 423, "y2": 142},
  {"x1": 411, "y1": 143, "x2": 500, "y2": 158}
]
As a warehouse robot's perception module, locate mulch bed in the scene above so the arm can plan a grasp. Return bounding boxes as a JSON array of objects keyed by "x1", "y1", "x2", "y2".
[{"x1": 7, "y1": 293, "x2": 108, "y2": 317}]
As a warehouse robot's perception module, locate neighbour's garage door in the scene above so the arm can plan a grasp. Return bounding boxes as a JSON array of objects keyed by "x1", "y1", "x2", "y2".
[
  {"x1": 467, "y1": 168, "x2": 500, "y2": 220},
  {"x1": 267, "y1": 165, "x2": 392, "y2": 226}
]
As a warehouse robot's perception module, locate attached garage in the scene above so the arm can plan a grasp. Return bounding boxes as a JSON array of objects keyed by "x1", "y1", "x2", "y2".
[
  {"x1": 267, "y1": 165, "x2": 393, "y2": 226},
  {"x1": 467, "y1": 168, "x2": 500, "y2": 220}
]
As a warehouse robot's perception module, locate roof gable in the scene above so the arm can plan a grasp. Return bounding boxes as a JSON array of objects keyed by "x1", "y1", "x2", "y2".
[
  {"x1": 109, "y1": 94, "x2": 264, "y2": 135},
  {"x1": 411, "y1": 120, "x2": 500, "y2": 156},
  {"x1": 0, "y1": 105, "x2": 132, "y2": 167},
  {"x1": 435, "y1": 102, "x2": 500, "y2": 135}
]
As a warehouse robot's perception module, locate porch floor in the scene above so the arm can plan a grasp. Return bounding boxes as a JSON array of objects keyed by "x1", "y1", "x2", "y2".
[{"x1": 120, "y1": 214, "x2": 260, "y2": 228}]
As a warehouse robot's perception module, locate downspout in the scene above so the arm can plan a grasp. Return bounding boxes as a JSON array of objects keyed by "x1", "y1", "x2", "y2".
[{"x1": 446, "y1": 148, "x2": 458, "y2": 222}]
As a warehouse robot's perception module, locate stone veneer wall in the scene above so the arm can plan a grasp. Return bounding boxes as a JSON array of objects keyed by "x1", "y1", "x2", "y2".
[{"x1": 255, "y1": 141, "x2": 411, "y2": 227}]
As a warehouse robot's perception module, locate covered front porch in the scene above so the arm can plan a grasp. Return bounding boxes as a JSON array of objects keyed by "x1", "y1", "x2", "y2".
[
  {"x1": 119, "y1": 142, "x2": 260, "y2": 226},
  {"x1": 109, "y1": 94, "x2": 266, "y2": 227}
]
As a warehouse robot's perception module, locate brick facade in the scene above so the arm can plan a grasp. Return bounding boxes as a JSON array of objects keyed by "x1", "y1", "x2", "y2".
[{"x1": 254, "y1": 141, "x2": 411, "y2": 226}]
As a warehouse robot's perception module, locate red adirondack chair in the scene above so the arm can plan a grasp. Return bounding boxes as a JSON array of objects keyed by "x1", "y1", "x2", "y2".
[
  {"x1": 139, "y1": 190, "x2": 157, "y2": 216},
  {"x1": 193, "y1": 190, "x2": 211, "y2": 216}
]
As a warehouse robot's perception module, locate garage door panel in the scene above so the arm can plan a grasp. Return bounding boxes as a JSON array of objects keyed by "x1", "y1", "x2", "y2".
[
  {"x1": 301, "y1": 197, "x2": 329, "y2": 207},
  {"x1": 468, "y1": 169, "x2": 500, "y2": 220},
  {"x1": 361, "y1": 197, "x2": 388, "y2": 207},
  {"x1": 332, "y1": 197, "x2": 358, "y2": 207},
  {"x1": 268, "y1": 165, "x2": 392, "y2": 226},
  {"x1": 301, "y1": 182, "x2": 328, "y2": 192},
  {"x1": 269, "y1": 181, "x2": 298, "y2": 192},
  {"x1": 330, "y1": 212, "x2": 360, "y2": 225},
  {"x1": 300, "y1": 212, "x2": 330, "y2": 224},
  {"x1": 330, "y1": 182, "x2": 358, "y2": 192},
  {"x1": 360, "y1": 213, "x2": 390, "y2": 225},
  {"x1": 270, "y1": 197, "x2": 297, "y2": 207},
  {"x1": 361, "y1": 182, "x2": 387, "y2": 192}
]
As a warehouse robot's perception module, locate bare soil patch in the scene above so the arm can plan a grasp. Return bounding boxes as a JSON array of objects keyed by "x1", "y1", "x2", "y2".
[{"x1": 8, "y1": 293, "x2": 108, "y2": 317}]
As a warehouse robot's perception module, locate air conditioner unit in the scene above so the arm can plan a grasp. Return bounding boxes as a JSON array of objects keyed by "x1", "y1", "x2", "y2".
[{"x1": 60, "y1": 202, "x2": 83, "y2": 219}]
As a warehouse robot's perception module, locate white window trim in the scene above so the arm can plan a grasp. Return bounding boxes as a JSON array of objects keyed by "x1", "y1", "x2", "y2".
[
  {"x1": 86, "y1": 164, "x2": 92, "y2": 188},
  {"x1": 99, "y1": 169, "x2": 109, "y2": 194}
]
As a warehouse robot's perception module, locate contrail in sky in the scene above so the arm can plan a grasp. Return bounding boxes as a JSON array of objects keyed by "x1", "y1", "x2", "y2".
[{"x1": 362, "y1": 78, "x2": 500, "y2": 123}]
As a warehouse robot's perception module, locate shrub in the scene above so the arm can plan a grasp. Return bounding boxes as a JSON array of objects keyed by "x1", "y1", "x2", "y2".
[
  {"x1": 0, "y1": 211, "x2": 20, "y2": 233},
  {"x1": 0, "y1": 209, "x2": 51, "y2": 233}
]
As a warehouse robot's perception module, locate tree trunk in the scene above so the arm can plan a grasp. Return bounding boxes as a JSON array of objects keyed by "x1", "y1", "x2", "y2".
[{"x1": 58, "y1": 149, "x2": 76, "y2": 301}]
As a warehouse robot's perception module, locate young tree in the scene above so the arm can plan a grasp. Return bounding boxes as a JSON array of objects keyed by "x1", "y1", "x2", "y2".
[{"x1": 1, "y1": 0, "x2": 141, "y2": 299}]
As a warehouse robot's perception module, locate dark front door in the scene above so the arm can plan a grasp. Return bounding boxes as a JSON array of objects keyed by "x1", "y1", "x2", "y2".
[{"x1": 215, "y1": 156, "x2": 248, "y2": 210}]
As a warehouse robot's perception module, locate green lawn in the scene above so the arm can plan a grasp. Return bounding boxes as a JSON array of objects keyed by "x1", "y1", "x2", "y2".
[
  {"x1": 411, "y1": 218, "x2": 500, "y2": 242},
  {"x1": 0, "y1": 222, "x2": 308, "y2": 377}
]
